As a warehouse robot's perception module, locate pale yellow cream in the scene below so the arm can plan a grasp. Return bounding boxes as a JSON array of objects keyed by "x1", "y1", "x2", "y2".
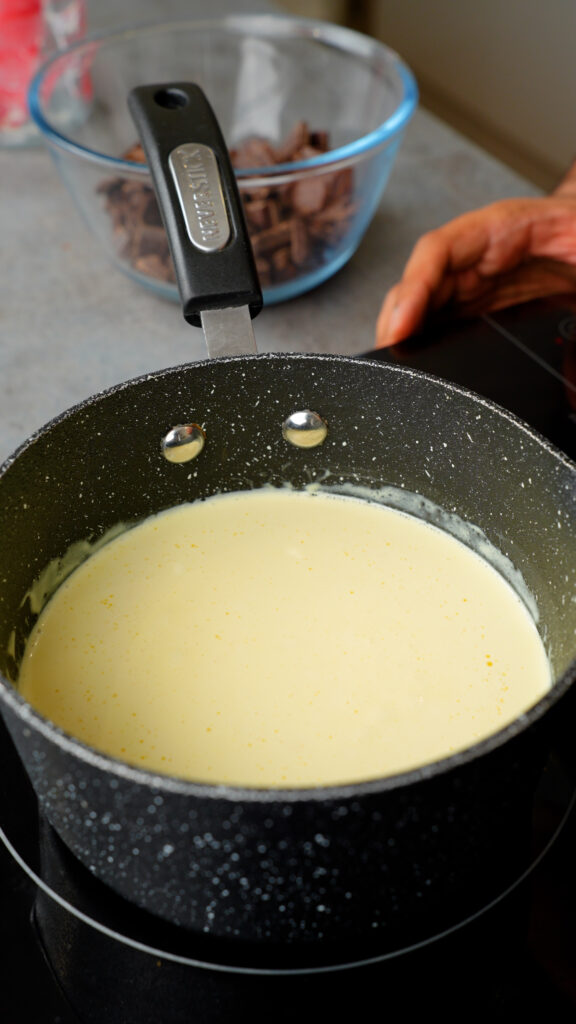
[{"x1": 18, "y1": 489, "x2": 551, "y2": 787}]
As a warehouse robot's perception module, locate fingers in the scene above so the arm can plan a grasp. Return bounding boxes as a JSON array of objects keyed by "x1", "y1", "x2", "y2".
[
  {"x1": 455, "y1": 257, "x2": 576, "y2": 318},
  {"x1": 377, "y1": 255, "x2": 576, "y2": 347},
  {"x1": 401, "y1": 208, "x2": 494, "y2": 288},
  {"x1": 375, "y1": 210, "x2": 492, "y2": 348},
  {"x1": 375, "y1": 279, "x2": 433, "y2": 347},
  {"x1": 374, "y1": 199, "x2": 542, "y2": 348}
]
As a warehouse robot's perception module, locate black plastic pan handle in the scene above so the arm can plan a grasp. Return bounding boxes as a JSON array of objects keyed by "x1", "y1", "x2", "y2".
[{"x1": 128, "y1": 83, "x2": 263, "y2": 328}]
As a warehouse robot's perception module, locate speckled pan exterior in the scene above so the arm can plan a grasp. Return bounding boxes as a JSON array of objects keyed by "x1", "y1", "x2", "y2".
[{"x1": 0, "y1": 354, "x2": 575, "y2": 957}]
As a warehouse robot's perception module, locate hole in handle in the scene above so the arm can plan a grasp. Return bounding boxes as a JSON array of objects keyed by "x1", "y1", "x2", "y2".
[{"x1": 154, "y1": 88, "x2": 189, "y2": 110}]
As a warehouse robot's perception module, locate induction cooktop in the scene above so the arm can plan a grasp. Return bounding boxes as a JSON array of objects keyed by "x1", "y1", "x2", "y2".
[
  {"x1": 369, "y1": 298, "x2": 576, "y2": 461},
  {"x1": 1, "y1": 296, "x2": 576, "y2": 1023}
]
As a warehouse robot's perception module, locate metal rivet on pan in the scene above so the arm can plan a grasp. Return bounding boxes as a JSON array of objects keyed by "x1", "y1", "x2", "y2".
[
  {"x1": 161, "y1": 424, "x2": 206, "y2": 463},
  {"x1": 282, "y1": 410, "x2": 328, "y2": 448}
]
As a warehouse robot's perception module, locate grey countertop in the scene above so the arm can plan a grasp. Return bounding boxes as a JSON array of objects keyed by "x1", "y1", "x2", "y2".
[{"x1": 0, "y1": 0, "x2": 540, "y2": 466}]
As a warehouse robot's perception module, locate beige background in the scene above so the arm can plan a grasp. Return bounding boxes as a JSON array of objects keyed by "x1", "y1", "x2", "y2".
[{"x1": 278, "y1": 0, "x2": 576, "y2": 190}]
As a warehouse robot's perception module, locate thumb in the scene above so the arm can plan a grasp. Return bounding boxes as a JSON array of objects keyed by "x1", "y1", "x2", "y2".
[{"x1": 375, "y1": 279, "x2": 431, "y2": 348}]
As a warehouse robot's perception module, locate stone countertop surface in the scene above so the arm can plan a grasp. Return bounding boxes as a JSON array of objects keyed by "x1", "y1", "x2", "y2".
[{"x1": 0, "y1": 0, "x2": 540, "y2": 466}]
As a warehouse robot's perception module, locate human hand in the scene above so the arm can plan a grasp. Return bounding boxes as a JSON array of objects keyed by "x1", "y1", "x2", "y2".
[{"x1": 375, "y1": 194, "x2": 576, "y2": 347}]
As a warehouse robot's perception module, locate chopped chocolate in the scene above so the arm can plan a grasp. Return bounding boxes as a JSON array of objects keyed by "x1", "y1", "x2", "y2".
[
  {"x1": 271, "y1": 245, "x2": 293, "y2": 280},
  {"x1": 133, "y1": 252, "x2": 174, "y2": 282},
  {"x1": 308, "y1": 130, "x2": 330, "y2": 151},
  {"x1": 98, "y1": 122, "x2": 356, "y2": 292},
  {"x1": 290, "y1": 175, "x2": 330, "y2": 216},
  {"x1": 290, "y1": 217, "x2": 309, "y2": 266},
  {"x1": 243, "y1": 197, "x2": 278, "y2": 232},
  {"x1": 272, "y1": 121, "x2": 311, "y2": 162},
  {"x1": 250, "y1": 220, "x2": 293, "y2": 258},
  {"x1": 228, "y1": 136, "x2": 277, "y2": 169},
  {"x1": 122, "y1": 141, "x2": 146, "y2": 163}
]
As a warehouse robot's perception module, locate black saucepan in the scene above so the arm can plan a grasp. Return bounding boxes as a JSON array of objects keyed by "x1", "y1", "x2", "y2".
[{"x1": 0, "y1": 84, "x2": 575, "y2": 965}]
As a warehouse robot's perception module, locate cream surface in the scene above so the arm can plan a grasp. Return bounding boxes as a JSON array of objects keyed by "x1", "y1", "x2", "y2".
[{"x1": 18, "y1": 489, "x2": 551, "y2": 787}]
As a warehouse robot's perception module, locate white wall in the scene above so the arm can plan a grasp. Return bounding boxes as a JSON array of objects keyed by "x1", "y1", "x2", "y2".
[{"x1": 365, "y1": 0, "x2": 576, "y2": 188}]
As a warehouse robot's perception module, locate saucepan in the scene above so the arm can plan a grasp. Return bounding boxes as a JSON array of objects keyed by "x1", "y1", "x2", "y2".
[{"x1": 0, "y1": 84, "x2": 575, "y2": 967}]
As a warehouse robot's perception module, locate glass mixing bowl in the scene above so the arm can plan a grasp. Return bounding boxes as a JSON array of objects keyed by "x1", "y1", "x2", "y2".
[{"x1": 29, "y1": 14, "x2": 418, "y2": 305}]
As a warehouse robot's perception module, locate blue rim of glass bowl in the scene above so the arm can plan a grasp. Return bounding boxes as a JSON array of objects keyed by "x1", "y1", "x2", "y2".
[{"x1": 28, "y1": 14, "x2": 419, "y2": 178}]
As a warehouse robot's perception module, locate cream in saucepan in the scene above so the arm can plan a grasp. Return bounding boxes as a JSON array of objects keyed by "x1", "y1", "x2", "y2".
[{"x1": 18, "y1": 489, "x2": 551, "y2": 787}]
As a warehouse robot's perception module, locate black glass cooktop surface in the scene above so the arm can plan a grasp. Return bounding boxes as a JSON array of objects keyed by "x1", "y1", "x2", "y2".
[
  {"x1": 1, "y1": 296, "x2": 576, "y2": 1022},
  {"x1": 369, "y1": 299, "x2": 576, "y2": 461}
]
